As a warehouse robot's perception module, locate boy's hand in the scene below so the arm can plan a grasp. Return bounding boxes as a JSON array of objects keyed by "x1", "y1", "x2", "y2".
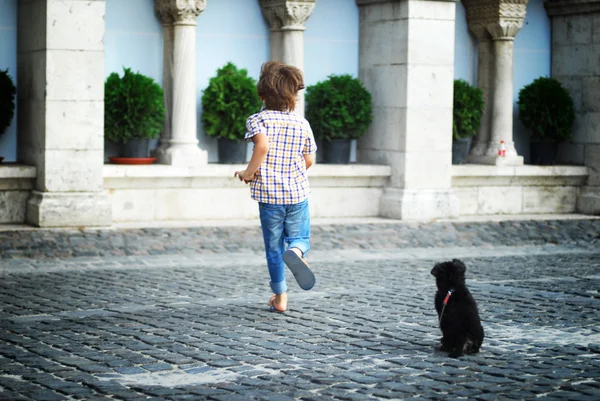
[{"x1": 234, "y1": 169, "x2": 255, "y2": 184}]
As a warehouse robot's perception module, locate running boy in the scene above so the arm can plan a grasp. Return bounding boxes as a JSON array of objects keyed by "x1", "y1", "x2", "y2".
[{"x1": 234, "y1": 61, "x2": 317, "y2": 313}]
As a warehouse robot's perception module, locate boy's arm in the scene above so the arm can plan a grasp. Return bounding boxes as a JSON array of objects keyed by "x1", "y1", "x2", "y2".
[
  {"x1": 246, "y1": 133, "x2": 269, "y2": 175},
  {"x1": 302, "y1": 120, "x2": 317, "y2": 170},
  {"x1": 303, "y1": 153, "x2": 315, "y2": 170},
  {"x1": 234, "y1": 133, "x2": 269, "y2": 182}
]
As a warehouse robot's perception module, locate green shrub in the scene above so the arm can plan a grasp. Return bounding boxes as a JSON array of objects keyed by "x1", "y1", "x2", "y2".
[
  {"x1": 104, "y1": 67, "x2": 165, "y2": 144},
  {"x1": 453, "y1": 79, "x2": 484, "y2": 140},
  {"x1": 517, "y1": 77, "x2": 575, "y2": 141},
  {"x1": 305, "y1": 74, "x2": 372, "y2": 142},
  {"x1": 0, "y1": 69, "x2": 16, "y2": 136},
  {"x1": 201, "y1": 62, "x2": 262, "y2": 141}
]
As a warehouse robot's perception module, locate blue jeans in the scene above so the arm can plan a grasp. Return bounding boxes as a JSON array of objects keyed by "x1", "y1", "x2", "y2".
[{"x1": 259, "y1": 199, "x2": 311, "y2": 294}]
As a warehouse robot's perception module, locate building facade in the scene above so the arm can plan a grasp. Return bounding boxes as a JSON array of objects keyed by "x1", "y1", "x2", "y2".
[{"x1": 0, "y1": 0, "x2": 598, "y2": 227}]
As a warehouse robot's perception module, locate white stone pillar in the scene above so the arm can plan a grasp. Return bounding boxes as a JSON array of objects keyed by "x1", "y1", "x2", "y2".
[
  {"x1": 17, "y1": 0, "x2": 111, "y2": 227},
  {"x1": 153, "y1": 1, "x2": 174, "y2": 161},
  {"x1": 485, "y1": 15, "x2": 525, "y2": 165},
  {"x1": 462, "y1": 0, "x2": 528, "y2": 166},
  {"x1": 356, "y1": 0, "x2": 459, "y2": 220},
  {"x1": 157, "y1": 0, "x2": 207, "y2": 166},
  {"x1": 259, "y1": 0, "x2": 316, "y2": 116}
]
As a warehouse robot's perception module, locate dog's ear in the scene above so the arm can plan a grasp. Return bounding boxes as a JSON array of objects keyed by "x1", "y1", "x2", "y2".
[
  {"x1": 431, "y1": 263, "x2": 442, "y2": 277},
  {"x1": 452, "y1": 259, "x2": 467, "y2": 274}
]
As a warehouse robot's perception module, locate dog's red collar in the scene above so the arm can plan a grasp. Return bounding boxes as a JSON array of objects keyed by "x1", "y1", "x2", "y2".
[
  {"x1": 439, "y1": 289, "x2": 455, "y2": 325},
  {"x1": 443, "y1": 289, "x2": 454, "y2": 305}
]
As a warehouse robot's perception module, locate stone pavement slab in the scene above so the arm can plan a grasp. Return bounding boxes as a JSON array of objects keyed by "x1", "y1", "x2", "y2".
[{"x1": 0, "y1": 219, "x2": 599, "y2": 400}]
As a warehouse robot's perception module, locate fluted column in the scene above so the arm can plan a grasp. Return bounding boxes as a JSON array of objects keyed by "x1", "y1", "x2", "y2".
[
  {"x1": 153, "y1": 1, "x2": 174, "y2": 161},
  {"x1": 155, "y1": 0, "x2": 207, "y2": 166},
  {"x1": 259, "y1": 0, "x2": 316, "y2": 116},
  {"x1": 462, "y1": 0, "x2": 528, "y2": 165}
]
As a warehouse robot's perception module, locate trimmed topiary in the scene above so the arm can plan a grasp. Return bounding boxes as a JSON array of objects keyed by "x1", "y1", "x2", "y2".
[
  {"x1": 517, "y1": 76, "x2": 575, "y2": 141},
  {"x1": 0, "y1": 69, "x2": 16, "y2": 136},
  {"x1": 453, "y1": 79, "x2": 484, "y2": 140},
  {"x1": 201, "y1": 62, "x2": 262, "y2": 142},
  {"x1": 104, "y1": 67, "x2": 165, "y2": 144},
  {"x1": 305, "y1": 74, "x2": 372, "y2": 142}
]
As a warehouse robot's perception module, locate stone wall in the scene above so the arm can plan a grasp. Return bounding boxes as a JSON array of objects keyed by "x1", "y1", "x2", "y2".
[
  {"x1": 546, "y1": 0, "x2": 600, "y2": 214},
  {"x1": 549, "y1": 2, "x2": 600, "y2": 168}
]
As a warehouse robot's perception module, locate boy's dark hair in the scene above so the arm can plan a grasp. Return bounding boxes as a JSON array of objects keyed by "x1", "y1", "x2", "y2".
[{"x1": 257, "y1": 61, "x2": 305, "y2": 112}]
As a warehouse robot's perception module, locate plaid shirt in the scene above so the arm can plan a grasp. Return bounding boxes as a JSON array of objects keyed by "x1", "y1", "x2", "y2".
[{"x1": 245, "y1": 109, "x2": 317, "y2": 205}]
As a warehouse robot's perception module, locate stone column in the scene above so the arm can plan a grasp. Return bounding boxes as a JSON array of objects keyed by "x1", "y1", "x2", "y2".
[
  {"x1": 156, "y1": 0, "x2": 207, "y2": 166},
  {"x1": 260, "y1": 3, "x2": 284, "y2": 61},
  {"x1": 462, "y1": 0, "x2": 528, "y2": 166},
  {"x1": 545, "y1": 0, "x2": 600, "y2": 214},
  {"x1": 153, "y1": 0, "x2": 174, "y2": 161},
  {"x1": 486, "y1": 4, "x2": 527, "y2": 165},
  {"x1": 259, "y1": 0, "x2": 316, "y2": 116},
  {"x1": 17, "y1": 0, "x2": 111, "y2": 227},
  {"x1": 464, "y1": 21, "x2": 494, "y2": 162},
  {"x1": 356, "y1": 0, "x2": 459, "y2": 220}
]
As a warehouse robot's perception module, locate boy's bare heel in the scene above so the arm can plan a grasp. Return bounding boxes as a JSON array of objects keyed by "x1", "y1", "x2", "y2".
[{"x1": 283, "y1": 249, "x2": 315, "y2": 290}]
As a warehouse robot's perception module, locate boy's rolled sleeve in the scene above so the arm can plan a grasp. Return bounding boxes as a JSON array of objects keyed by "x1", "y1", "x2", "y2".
[
  {"x1": 245, "y1": 114, "x2": 267, "y2": 140},
  {"x1": 302, "y1": 123, "x2": 317, "y2": 155}
]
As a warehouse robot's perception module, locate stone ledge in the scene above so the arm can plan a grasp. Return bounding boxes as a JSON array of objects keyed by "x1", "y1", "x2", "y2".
[
  {"x1": 103, "y1": 164, "x2": 391, "y2": 222},
  {"x1": 453, "y1": 165, "x2": 590, "y2": 215},
  {"x1": 0, "y1": 165, "x2": 37, "y2": 223},
  {"x1": 452, "y1": 164, "x2": 589, "y2": 187},
  {"x1": 0, "y1": 164, "x2": 37, "y2": 191},
  {"x1": 0, "y1": 164, "x2": 37, "y2": 179},
  {"x1": 104, "y1": 163, "x2": 392, "y2": 189},
  {"x1": 104, "y1": 163, "x2": 391, "y2": 178}
]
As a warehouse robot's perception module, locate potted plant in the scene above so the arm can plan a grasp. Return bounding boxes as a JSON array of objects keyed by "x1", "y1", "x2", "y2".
[
  {"x1": 452, "y1": 79, "x2": 484, "y2": 165},
  {"x1": 201, "y1": 62, "x2": 262, "y2": 164},
  {"x1": 105, "y1": 67, "x2": 165, "y2": 164},
  {"x1": 0, "y1": 69, "x2": 16, "y2": 164},
  {"x1": 518, "y1": 77, "x2": 575, "y2": 165},
  {"x1": 305, "y1": 74, "x2": 372, "y2": 164}
]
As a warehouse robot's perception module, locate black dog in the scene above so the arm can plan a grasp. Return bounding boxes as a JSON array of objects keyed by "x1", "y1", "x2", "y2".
[{"x1": 431, "y1": 259, "x2": 484, "y2": 358}]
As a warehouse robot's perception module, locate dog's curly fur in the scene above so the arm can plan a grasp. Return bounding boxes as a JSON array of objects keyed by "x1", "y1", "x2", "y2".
[{"x1": 431, "y1": 259, "x2": 484, "y2": 358}]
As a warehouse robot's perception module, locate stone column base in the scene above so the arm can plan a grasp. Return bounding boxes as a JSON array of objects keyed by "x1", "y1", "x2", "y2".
[
  {"x1": 467, "y1": 154, "x2": 524, "y2": 166},
  {"x1": 158, "y1": 145, "x2": 208, "y2": 167},
  {"x1": 27, "y1": 191, "x2": 112, "y2": 228},
  {"x1": 577, "y1": 186, "x2": 600, "y2": 215},
  {"x1": 380, "y1": 188, "x2": 460, "y2": 220}
]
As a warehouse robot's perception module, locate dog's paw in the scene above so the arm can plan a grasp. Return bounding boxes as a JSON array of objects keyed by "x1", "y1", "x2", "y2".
[
  {"x1": 435, "y1": 343, "x2": 449, "y2": 351},
  {"x1": 464, "y1": 346, "x2": 481, "y2": 355},
  {"x1": 448, "y1": 350, "x2": 464, "y2": 358},
  {"x1": 463, "y1": 339, "x2": 482, "y2": 355}
]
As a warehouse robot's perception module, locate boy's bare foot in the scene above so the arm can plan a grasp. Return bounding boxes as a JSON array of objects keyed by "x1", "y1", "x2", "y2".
[{"x1": 269, "y1": 293, "x2": 288, "y2": 312}]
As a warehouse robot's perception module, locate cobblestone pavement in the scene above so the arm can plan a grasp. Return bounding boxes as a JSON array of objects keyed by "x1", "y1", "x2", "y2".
[{"x1": 0, "y1": 219, "x2": 599, "y2": 400}]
